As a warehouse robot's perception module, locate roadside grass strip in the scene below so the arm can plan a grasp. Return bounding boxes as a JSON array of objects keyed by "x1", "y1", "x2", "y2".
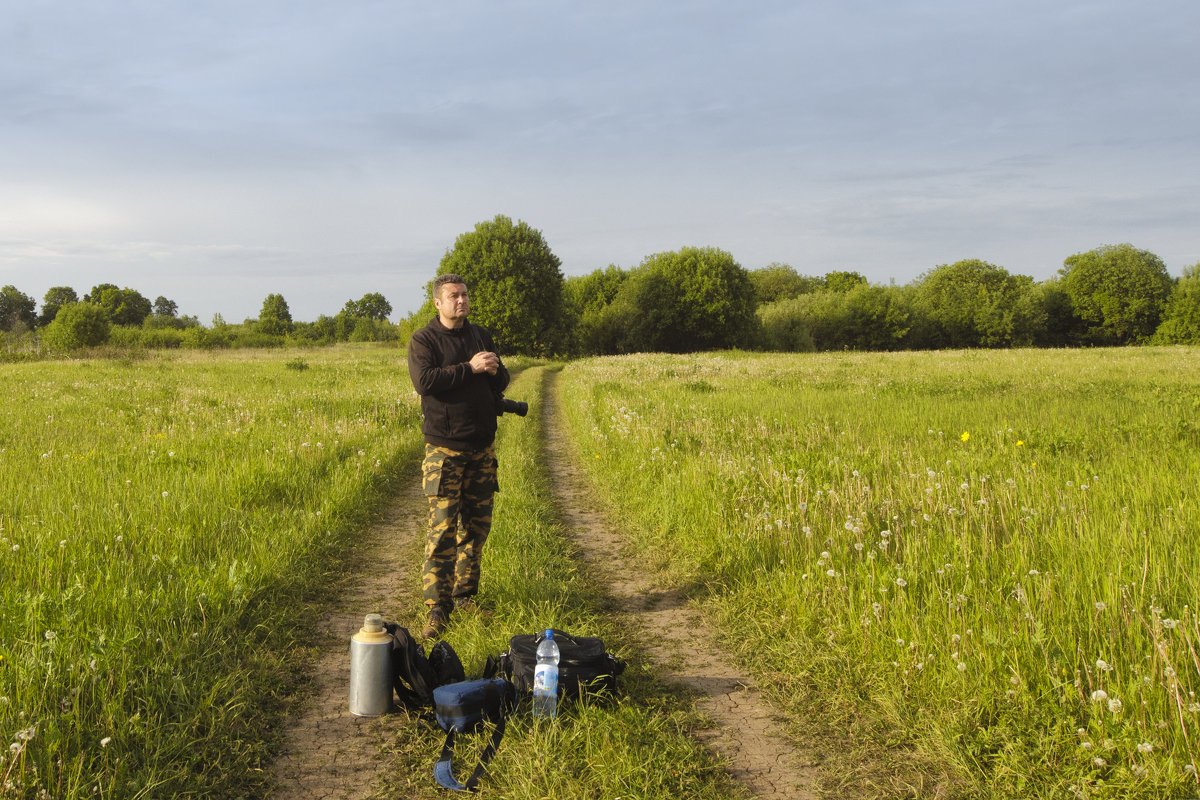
[
  {"x1": 1, "y1": 347, "x2": 424, "y2": 799},
  {"x1": 376, "y1": 364, "x2": 742, "y2": 800},
  {"x1": 557, "y1": 347, "x2": 1200, "y2": 800}
]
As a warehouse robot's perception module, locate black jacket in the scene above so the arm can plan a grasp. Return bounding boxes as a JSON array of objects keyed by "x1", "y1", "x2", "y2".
[{"x1": 407, "y1": 317, "x2": 510, "y2": 449}]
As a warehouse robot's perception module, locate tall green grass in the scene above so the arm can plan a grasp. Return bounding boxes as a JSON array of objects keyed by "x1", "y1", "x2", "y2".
[
  {"x1": 1, "y1": 347, "x2": 423, "y2": 798},
  {"x1": 558, "y1": 347, "x2": 1200, "y2": 799}
]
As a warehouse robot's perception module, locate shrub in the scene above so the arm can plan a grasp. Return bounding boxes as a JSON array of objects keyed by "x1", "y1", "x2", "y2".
[{"x1": 40, "y1": 302, "x2": 110, "y2": 350}]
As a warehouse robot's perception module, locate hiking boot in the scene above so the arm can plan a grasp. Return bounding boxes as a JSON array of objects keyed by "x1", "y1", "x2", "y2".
[
  {"x1": 455, "y1": 597, "x2": 493, "y2": 619},
  {"x1": 422, "y1": 607, "x2": 449, "y2": 639}
]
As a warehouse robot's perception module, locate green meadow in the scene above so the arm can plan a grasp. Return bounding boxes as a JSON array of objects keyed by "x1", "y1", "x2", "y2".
[
  {"x1": 2, "y1": 345, "x2": 1198, "y2": 799},
  {"x1": 1, "y1": 348, "x2": 423, "y2": 797},
  {"x1": 559, "y1": 347, "x2": 1200, "y2": 797}
]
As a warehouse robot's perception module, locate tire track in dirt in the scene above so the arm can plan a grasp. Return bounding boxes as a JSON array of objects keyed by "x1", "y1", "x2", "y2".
[
  {"x1": 544, "y1": 372, "x2": 821, "y2": 799},
  {"x1": 269, "y1": 477, "x2": 425, "y2": 800}
]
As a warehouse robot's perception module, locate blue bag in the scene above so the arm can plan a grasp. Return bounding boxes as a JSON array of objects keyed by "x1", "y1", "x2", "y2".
[{"x1": 432, "y1": 678, "x2": 515, "y2": 792}]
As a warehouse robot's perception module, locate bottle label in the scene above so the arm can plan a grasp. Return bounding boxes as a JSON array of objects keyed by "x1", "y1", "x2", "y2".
[{"x1": 533, "y1": 664, "x2": 558, "y2": 694}]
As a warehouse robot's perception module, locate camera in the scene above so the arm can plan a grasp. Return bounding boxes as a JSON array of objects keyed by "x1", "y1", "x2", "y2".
[{"x1": 496, "y1": 394, "x2": 528, "y2": 417}]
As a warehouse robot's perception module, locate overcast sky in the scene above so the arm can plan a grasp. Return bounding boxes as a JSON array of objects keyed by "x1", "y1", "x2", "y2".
[{"x1": 3, "y1": 1, "x2": 1198, "y2": 323}]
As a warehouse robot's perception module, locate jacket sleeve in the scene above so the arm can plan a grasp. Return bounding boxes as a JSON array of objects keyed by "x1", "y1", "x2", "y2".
[{"x1": 408, "y1": 330, "x2": 473, "y2": 396}]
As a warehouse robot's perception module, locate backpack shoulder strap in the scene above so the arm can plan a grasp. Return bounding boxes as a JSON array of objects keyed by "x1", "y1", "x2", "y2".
[
  {"x1": 385, "y1": 622, "x2": 437, "y2": 706},
  {"x1": 434, "y1": 717, "x2": 506, "y2": 792}
]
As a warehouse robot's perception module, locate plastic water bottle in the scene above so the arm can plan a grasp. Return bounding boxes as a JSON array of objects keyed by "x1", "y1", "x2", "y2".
[{"x1": 532, "y1": 629, "x2": 560, "y2": 719}]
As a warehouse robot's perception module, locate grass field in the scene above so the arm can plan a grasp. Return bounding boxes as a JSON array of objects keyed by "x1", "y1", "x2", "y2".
[
  {"x1": 0, "y1": 347, "x2": 424, "y2": 798},
  {"x1": 558, "y1": 346, "x2": 1200, "y2": 798},
  {"x1": 3, "y1": 345, "x2": 1198, "y2": 798}
]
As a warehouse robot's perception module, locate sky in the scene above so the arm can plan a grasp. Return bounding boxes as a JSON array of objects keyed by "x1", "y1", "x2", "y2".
[{"x1": 3, "y1": 1, "x2": 1198, "y2": 324}]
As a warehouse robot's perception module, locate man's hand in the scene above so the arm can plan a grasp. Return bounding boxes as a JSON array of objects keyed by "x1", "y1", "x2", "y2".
[{"x1": 469, "y1": 351, "x2": 500, "y2": 375}]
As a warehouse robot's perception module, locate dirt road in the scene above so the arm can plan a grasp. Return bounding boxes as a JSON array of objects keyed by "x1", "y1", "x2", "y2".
[{"x1": 268, "y1": 370, "x2": 818, "y2": 798}]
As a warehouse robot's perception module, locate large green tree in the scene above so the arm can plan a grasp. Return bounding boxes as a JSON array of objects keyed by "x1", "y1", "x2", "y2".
[
  {"x1": 153, "y1": 296, "x2": 179, "y2": 318},
  {"x1": 39, "y1": 286, "x2": 79, "y2": 327},
  {"x1": 437, "y1": 215, "x2": 566, "y2": 356},
  {"x1": 84, "y1": 284, "x2": 152, "y2": 327},
  {"x1": 256, "y1": 293, "x2": 293, "y2": 335},
  {"x1": 343, "y1": 292, "x2": 392, "y2": 321},
  {"x1": 1060, "y1": 244, "x2": 1173, "y2": 344},
  {"x1": 0, "y1": 285, "x2": 36, "y2": 332}
]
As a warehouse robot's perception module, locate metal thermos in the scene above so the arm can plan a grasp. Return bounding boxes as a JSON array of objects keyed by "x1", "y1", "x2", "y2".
[{"x1": 348, "y1": 613, "x2": 392, "y2": 716}]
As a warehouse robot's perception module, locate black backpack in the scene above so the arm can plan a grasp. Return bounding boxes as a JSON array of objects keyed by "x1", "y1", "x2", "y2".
[
  {"x1": 490, "y1": 629, "x2": 625, "y2": 699},
  {"x1": 383, "y1": 621, "x2": 465, "y2": 707}
]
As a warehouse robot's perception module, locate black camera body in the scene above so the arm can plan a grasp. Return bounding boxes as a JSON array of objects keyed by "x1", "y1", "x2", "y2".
[{"x1": 496, "y1": 394, "x2": 528, "y2": 417}]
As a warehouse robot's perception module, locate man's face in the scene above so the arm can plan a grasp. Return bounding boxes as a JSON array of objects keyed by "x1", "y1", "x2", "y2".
[{"x1": 434, "y1": 282, "x2": 470, "y2": 325}]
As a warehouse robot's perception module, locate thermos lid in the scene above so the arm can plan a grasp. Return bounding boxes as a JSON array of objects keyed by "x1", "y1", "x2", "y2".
[{"x1": 354, "y1": 613, "x2": 391, "y2": 644}]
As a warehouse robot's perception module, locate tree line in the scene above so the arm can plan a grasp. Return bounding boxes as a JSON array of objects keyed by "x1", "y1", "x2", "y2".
[
  {"x1": 3, "y1": 215, "x2": 1198, "y2": 357},
  {"x1": 414, "y1": 216, "x2": 1200, "y2": 355},
  {"x1": 0, "y1": 283, "x2": 399, "y2": 353}
]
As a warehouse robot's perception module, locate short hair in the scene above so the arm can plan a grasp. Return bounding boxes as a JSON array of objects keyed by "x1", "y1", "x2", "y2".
[{"x1": 433, "y1": 273, "x2": 467, "y2": 298}]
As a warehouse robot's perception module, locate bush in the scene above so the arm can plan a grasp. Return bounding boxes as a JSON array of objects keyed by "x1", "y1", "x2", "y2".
[
  {"x1": 181, "y1": 327, "x2": 233, "y2": 349},
  {"x1": 756, "y1": 298, "x2": 816, "y2": 352},
  {"x1": 40, "y1": 302, "x2": 110, "y2": 350},
  {"x1": 1154, "y1": 264, "x2": 1200, "y2": 344},
  {"x1": 605, "y1": 246, "x2": 757, "y2": 354}
]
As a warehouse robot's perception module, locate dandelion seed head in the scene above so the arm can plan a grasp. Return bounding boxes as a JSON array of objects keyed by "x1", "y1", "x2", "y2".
[
  {"x1": 1137, "y1": 742, "x2": 1153, "y2": 754},
  {"x1": 1091, "y1": 690, "x2": 1108, "y2": 703}
]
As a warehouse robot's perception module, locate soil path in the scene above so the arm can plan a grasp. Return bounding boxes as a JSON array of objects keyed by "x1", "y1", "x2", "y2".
[
  {"x1": 543, "y1": 372, "x2": 820, "y2": 799},
  {"x1": 269, "y1": 477, "x2": 424, "y2": 800},
  {"x1": 269, "y1": 370, "x2": 820, "y2": 798}
]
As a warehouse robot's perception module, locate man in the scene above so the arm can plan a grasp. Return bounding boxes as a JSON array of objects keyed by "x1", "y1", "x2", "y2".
[{"x1": 407, "y1": 273, "x2": 509, "y2": 638}]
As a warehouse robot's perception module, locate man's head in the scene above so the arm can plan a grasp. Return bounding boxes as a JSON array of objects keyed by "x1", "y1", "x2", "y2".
[{"x1": 433, "y1": 273, "x2": 470, "y2": 328}]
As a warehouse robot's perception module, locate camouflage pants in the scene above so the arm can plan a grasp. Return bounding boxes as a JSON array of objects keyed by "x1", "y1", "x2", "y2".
[{"x1": 421, "y1": 444, "x2": 498, "y2": 612}]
